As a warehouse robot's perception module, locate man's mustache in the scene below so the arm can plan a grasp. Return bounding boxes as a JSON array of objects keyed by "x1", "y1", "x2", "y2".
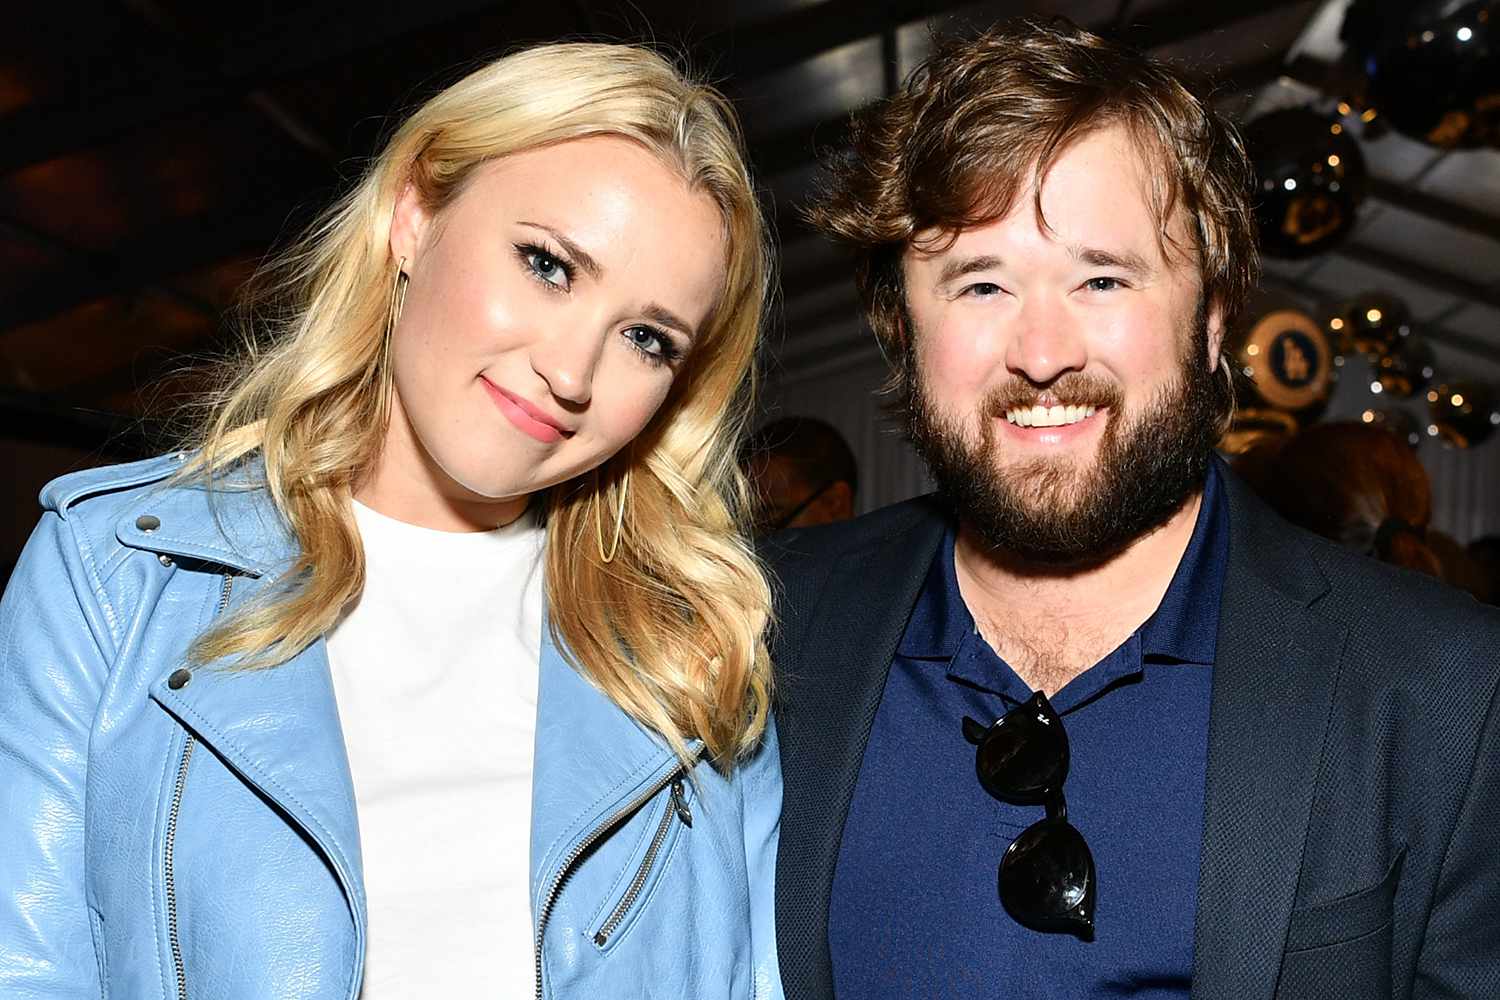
[{"x1": 979, "y1": 375, "x2": 1124, "y2": 417}]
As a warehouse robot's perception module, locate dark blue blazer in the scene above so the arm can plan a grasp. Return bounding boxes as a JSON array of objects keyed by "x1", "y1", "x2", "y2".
[{"x1": 766, "y1": 468, "x2": 1500, "y2": 1000}]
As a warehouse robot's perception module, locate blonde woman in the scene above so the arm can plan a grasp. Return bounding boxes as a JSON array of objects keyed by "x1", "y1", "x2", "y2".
[{"x1": 0, "y1": 43, "x2": 781, "y2": 999}]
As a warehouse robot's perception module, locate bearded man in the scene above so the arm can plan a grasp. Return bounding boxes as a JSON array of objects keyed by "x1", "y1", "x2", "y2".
[{"x1": 767, "y1": 18, "x2": 1500, "y2": 1000}]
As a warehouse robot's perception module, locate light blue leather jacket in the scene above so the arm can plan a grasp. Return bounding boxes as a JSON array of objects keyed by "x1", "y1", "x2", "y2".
[{"x1": 0, "y1": 453, "x2": 783, "y2": 999}]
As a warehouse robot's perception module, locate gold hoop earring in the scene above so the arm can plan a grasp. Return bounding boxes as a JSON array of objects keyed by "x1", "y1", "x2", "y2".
[
  {"x1": 378, "y1": 256, "x2": 409, "y2": 427},
  {"x1": 595, "y1": 467, "x2": 630, "y2": 564}
]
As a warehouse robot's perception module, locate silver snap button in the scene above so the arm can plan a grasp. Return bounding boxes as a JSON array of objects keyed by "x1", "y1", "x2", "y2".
[
  {"x1": 174, "y1": 451, "x2": 187, "y2": 462},
  {"x1": 158, "y1": 554, "x2": 174, "y2": 568},
  {"x1": 167, "y1": 668, "x2": 192, "y2": 690},
  {"x1": 135, "y1": 514, "x2": 161, "y2": 533}
]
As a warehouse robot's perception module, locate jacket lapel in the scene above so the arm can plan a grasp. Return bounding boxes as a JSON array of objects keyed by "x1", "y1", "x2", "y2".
[
  {"x1": 118, "y1": 473, "x2": 368, "y2": 937},
  {"x1": 529, "y1": 625, "x2": 685, "y2": 918},
  {"x1": 148, "y1": 576, "x2": 368, "y2": 936},
  {"x1": 772, "y1": 499, "x2": 948, "y2": 1000},
  {"x1": 1191, "y1": 472, "x2": 1345, "y2": 999}
]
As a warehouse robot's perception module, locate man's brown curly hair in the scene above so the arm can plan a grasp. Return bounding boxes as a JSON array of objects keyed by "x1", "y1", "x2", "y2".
[{"x1": 805, "y1": 17, "x2": 1261, "y2": 422}]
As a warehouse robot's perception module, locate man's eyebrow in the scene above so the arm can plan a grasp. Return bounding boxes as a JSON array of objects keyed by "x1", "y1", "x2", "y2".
[
  {"x1": 642, "y1": 303, "x2": 698, "y2": 342},
  {"x1": 937, "y1": 254, "x2": 1006, "y2": 286},
  {"x1": 517, "y1": 221, "x2": 602, "y2": 280},
  {"x1": 1071, "y1": 245, "x2": 1155, "y2": 277}
]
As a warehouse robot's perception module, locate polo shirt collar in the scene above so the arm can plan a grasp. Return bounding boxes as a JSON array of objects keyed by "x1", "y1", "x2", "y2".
[{"x1": 896, "y1": 458, "x2": 1230, "y2": 673}]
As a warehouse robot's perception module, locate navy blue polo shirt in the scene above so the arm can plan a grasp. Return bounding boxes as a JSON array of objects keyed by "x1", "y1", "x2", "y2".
[{"x1": 828, "y1": 462, "x2": 1230, "y2": 998}]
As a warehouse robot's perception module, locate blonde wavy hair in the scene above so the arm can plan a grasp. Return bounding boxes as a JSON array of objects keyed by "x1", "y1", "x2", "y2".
[{"x1": 183, "y1": 42, "x2": 774, "y2": 764}]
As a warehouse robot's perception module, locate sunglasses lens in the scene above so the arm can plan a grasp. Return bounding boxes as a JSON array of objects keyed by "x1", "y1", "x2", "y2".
[
  {"x1": 975, "y1": 695, "x2": 1069, "y2": 802},
  {"x1": 999, "y1": 817, "x2": 1096, "y2": 940}
]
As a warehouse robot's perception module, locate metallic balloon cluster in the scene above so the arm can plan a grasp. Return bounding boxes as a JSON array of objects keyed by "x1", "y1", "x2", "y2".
[
  {"x1": 1222, "y1": 306, "x2": 1338, "y2": 455},
  {"x1": 1331, "y1": 291, "x2": 1500, "y2": 448},
  {"x1": 1245, "y1": 2, "x2": 1498, "y2": 258},
  {"x1": 1223, "y1": 293, "x2": 1499, "y2": 452},
  {"x1": 1245, "y1": 108, "x2": 1368, "y2": 259},
  {"x1": 1342, "y1": 0, "x2": 1500, "y2": 150}
]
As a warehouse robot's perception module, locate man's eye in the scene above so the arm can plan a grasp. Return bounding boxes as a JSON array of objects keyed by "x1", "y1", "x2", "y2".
[
  {"x1": 964, "y1": 282, "x2": 1002, "y2": 297},
  {"x1": 1085, "y1": 276, "x2": 1123, "y2": 292}
]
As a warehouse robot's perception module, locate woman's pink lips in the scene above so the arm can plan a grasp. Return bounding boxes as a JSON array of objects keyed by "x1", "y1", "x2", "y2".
[{"x1": 480, "y1": 378, "x2": 566, "y2": 444}]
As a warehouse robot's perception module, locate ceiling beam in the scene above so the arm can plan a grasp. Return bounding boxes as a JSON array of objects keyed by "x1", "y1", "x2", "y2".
[
  {"x1": 1337, "y1": 244, "x2": 1500, "y2": 312},
  {"x1": 0, "y1": 0, "x2": 511, "y2": 174},
  {"x1": 0, "y1": 385, "x2": 167, "y2": 458},
  {"x1": 0, "y1": 188, "x2": 314, "y2": 333},
  {"x1": 704, "y1": 0, "x2": 986, "y2": 86},
  {"x1": 749, "y1": 0, "x2": 1317, "y2": 187},
  {"x1": 1366, "y1": 178, "x2": 1500, "y2": 246}
]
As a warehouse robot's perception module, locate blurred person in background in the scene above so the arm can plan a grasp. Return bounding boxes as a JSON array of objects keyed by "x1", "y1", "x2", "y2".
[
  {"x1": 743, "y1": 416, "x2": 857, "y2": 532},
  {"x1": 1253, "y1": 421, "x2": 1444, "y2": 578},
  {"x1": 0, "y1": 43, "x2": 782, "y2": 1000}
]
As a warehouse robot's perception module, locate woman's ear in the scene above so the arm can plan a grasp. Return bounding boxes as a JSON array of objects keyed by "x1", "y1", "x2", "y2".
[{"x1": 389, "y1": 182, "x2": 430, "y2": 267}]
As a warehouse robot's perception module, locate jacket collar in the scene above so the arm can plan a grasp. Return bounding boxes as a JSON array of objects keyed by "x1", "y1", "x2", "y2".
[{"x1": 113, "y1": 459, "x2": 299, "y2": 578}]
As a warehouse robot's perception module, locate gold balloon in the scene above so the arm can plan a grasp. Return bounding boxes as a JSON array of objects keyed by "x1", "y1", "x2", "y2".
[
  {"x1": 1426, "y1": 381, "x2": 1500, "y2": 448},
  {"x1": 1328, "y1": 292, "x2": 1412, "y2": 361},
  {"x1": 1372, "y1": 335, "x2": 1436, "y2": 398},
  {"x1": 1229, "y1": 309, "x2": 1336, "y2": 415}
]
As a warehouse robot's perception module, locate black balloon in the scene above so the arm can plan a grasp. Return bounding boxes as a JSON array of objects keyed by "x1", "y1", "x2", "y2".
[
  {"x1": 1343, "y1": 0, "x2": 1500, "y2": 149},
  {"x1": 1330, "y1": 292, "x2": 1412, "y2": 361},
  {"x1": 1374, "y1": 335, "x2": 1437, "y2": 397},
  {"x1": 1245, "y1": 108, "x2": 1368, "y2": 258},
  {"x1": 1427, "y1": 381, "x2": 1500, "y2": 447}
]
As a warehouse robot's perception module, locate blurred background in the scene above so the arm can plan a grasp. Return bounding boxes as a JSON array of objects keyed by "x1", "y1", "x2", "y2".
[{"x1": 3, "y1": 0, "x2": 1499, "y2": 588}]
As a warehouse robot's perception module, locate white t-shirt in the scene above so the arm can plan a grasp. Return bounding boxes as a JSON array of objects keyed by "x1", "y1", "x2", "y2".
[{"x1": 327, "y1": 499, "x2": 545, "y2": 997}]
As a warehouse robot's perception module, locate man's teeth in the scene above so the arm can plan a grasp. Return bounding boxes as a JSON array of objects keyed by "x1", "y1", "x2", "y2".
[{"x1": 1005, "y1": 404, "x2": 1098, "y2": 427}]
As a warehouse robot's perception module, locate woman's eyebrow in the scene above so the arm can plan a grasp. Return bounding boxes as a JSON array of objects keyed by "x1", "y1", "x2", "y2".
[
  {"x1": 642, "y1": 303, "x2": 697, "y2": 342},
  {"x1": 517, "y1": 221, "x2": 602, "y2": 279}
]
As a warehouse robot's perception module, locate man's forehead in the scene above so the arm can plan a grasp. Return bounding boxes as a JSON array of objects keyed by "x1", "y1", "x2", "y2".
[{"x1": 905, "y1": 124, "x2": 1194, "y2": 268}]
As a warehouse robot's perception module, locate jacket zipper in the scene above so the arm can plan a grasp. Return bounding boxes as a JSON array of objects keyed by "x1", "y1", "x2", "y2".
[
  {"x1": 592, "y1": 778, "x2": 691, "y2": 947},
  {"x1": 164, "y1": 573, "x2": 233, "y2": 999},
  {"x1": 534, "y1": 762, "x2": 689, "y2": 999}
]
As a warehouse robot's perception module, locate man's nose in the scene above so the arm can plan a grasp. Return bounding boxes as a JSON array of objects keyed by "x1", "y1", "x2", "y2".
[{"x1": 1004, "y1": 297, "x2": 1087, "y2": 385}]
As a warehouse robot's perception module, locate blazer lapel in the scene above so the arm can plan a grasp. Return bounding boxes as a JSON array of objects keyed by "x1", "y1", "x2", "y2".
[
  {"x1": 772, "y1": 499, "x2": 948, "y2": 1000},
  {"x1": 1191, "y1": 472, "x2": 1345, "y2": 1000}
]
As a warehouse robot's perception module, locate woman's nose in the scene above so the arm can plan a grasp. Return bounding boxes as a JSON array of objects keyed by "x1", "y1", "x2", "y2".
[{"x1": 531, "y1": 325, "x2": 605, "y2": 406}]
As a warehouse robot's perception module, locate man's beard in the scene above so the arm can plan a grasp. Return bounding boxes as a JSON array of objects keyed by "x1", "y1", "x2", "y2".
[{"x1": 907, "y1": 315, "x2": 1221, "y2": 568}]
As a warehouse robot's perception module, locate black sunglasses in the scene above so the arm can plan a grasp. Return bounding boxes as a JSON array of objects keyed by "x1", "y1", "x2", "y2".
[{"x1": 962, "y1": 691, "x2": 1097, "y2": 940}]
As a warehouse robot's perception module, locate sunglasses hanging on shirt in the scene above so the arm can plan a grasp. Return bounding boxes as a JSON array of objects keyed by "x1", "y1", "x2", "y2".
[{"x1": 962, "y1": 691, "x2": 1097, "y2": 940}]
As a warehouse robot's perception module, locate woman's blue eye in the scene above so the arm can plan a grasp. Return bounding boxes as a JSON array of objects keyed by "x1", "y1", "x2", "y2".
[
  {"x1": 625, "y1": 325, "x2": 679, "y2": 366},
  {"x1": 519, "y1": 245, "x2": 571, "y2": 289}
]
